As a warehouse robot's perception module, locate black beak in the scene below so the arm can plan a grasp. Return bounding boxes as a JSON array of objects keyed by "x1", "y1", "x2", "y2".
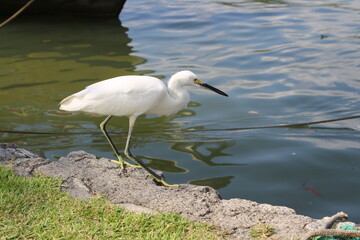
[{"x1": 199, "y1": 83, "x2": 228, "y2": 97}]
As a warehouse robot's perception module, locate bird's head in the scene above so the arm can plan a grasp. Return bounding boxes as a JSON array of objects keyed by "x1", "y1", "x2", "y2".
[{"x1": 171, "y1": 70, "x2": 228, "y2": 97}]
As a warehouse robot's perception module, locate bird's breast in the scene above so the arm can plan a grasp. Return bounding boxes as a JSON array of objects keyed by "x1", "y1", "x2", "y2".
[{"x1": 147, "y1": 89, "x2": 190, "y2": 116}]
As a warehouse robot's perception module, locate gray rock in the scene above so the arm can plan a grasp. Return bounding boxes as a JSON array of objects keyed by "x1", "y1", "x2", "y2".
[
  {"x1": 0, "y1": 143, "x2": 50, "y2": 177},
  {"x1": 0, "y1": 143, "x2": 39, "y2": 161},
  {"x1": 120, "y1": 203, "x2": 158, "y2": 214}
]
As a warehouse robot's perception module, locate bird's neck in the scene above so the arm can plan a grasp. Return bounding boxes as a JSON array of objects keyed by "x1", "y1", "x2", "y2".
[
  {"x1": 167, "y1": 78, "x2": 189, "y2": 101},
  {"x1": 148, "y1": 78, "x2": 190, "y2": 116},
  {"x1": 153, "y1": 78, "x2": 190, "y2": 115}
]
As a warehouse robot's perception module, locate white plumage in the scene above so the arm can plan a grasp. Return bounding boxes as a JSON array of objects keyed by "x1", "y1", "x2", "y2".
[
  {"x1": 60, "y1": 70, "x2": 228, "y2": 186},
  {"x1": 60, "y1": 75, "x2": 165, "y2": 116}
]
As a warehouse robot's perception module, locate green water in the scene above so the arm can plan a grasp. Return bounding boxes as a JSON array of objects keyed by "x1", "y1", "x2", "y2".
[{"x1": 1, "y1": 0, "x2": 360, "y2": 221}]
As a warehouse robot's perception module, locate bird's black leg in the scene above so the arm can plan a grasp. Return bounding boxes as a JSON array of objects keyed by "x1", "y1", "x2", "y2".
[
  {"x1": 99, "y1": 115, "x2": 140, "y2": 169},
  {"x1": 124, "y1": 116, "x2": 179, "y2": 187}
]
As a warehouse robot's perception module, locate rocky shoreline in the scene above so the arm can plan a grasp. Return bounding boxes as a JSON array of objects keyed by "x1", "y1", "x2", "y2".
[{"x1": 1, "y1": 143, "x2": 358, "y2": 239}]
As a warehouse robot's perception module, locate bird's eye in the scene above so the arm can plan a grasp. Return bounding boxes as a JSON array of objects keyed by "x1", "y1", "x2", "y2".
[{"x1": 194, "y1": 78, "x2": 202, "y2": 84}]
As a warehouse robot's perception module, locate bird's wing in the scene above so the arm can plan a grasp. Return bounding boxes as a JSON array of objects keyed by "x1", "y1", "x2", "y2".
[
  {"x1": 80, "y1": 76, "x2": 165, "y2": 100},
  {"x1": 61, "y1": 75, "x2": 167, "y2": 116}
]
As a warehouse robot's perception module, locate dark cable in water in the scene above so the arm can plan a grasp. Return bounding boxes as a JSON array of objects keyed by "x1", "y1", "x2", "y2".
[
  {"x1": 185, "y1": 114, "x2": 360, "y2": 132},
  {"x1": 1, "y1": 114, "x2": 359, "y2": 136}
]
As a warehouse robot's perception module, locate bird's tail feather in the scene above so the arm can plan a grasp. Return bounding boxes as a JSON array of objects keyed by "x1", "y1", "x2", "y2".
[{"x1": 59, "y1": 95, "x2": 82, "y2": 111}]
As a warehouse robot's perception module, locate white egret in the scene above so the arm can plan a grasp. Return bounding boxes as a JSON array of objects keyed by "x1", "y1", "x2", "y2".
[{"x1": 60, "y1": 70, "x2": 228, "y2": 186}]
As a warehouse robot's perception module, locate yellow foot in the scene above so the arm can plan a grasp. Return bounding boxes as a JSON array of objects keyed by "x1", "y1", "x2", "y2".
[
  {"x1": 150, "y1": 175, "x2": 180, "y2": 187},
  {"x1": 111, "y1": 159, "x2": 141, "y2": 169}
]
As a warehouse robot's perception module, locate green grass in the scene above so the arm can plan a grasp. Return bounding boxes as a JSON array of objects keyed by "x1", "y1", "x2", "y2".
[
  {"x1": 250, "y1": 224, "x2": 275, "y2": 240},
  {"x1": 0, "y1": 166, "x2": 224, "y2": 240}
]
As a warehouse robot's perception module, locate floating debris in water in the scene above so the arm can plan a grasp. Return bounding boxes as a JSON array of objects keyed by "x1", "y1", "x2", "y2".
[
  {"x1": 320, "y1": 34, "x2": 329, "y2": 39},
  {"x1": 304, "y1": 130, "x2": 317, "y2": 134},
  {"x1": 302, "y1": 182, "x2": 323, "y2": 197}
]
